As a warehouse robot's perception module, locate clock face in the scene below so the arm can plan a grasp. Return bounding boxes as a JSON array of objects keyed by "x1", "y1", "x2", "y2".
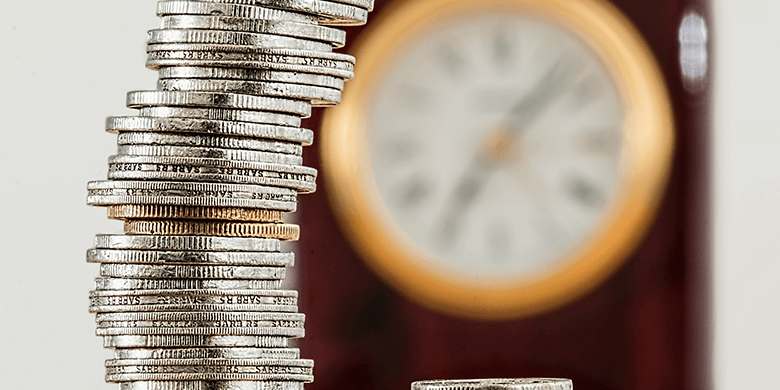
[
  {"x1": 321, "y1": 0, "x2": 673, "y2": 319},
  {"x1": 367, "y1": 14, "x2": 623, "y2": 282}
]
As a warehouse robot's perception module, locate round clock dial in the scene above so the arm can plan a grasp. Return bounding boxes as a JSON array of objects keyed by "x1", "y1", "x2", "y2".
[
  {"x1": 368, "y1": 15, "x2": 623, "y2": 281},
  {"x1": 322, "y1": 0, "x2": 674, "y2": 319}
]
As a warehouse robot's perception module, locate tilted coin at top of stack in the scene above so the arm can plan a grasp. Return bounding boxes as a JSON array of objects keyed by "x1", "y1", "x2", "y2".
[{"x1": 85, "y1": 1, "x2": 373, "y2": 389}]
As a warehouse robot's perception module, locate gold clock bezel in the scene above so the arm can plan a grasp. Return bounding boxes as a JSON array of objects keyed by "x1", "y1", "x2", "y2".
[{"x1": 320, "y1": 0, "x2": 674, "y2": 320}]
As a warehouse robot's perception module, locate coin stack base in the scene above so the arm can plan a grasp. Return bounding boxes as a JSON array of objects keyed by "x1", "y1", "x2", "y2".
[{"x1": 86, "y1": 1, "x2": 373, "y2": 390}]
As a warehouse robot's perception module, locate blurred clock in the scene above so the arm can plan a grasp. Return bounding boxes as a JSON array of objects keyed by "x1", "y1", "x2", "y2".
[{"x1": 320, "y1": 0, "x2": 674, "y2": 319}]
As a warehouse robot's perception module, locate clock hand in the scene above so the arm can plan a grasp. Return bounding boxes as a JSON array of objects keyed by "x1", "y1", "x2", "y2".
[
  {"x1": 434, "y1": 56, "x2": 583, "y2": 249},
  {"x1": 434, "y1": 152, "x2": 495, "y2": 249},
  {"x1": 434, "y1": 129, "x2": 517, "y2": 248},
  {"x1": 503, "y1": 53, "x2": 585, "y2": 134}
]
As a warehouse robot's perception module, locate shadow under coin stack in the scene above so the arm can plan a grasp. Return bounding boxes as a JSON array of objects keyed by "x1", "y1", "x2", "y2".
[{"x1": 85, "y1": 1, "x2": 372, "y2": 390}]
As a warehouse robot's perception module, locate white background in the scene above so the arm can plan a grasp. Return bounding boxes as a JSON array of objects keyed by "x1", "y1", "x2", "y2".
[
  {"x1": 0, "y1": 1, "x2": 776, "y2": 389},
  {"x1": 711, "y1": 1, "x2": 780, "y2": 388},
  {"x1": 0, "y1": 2, "x2": 160, "y2": 389}
]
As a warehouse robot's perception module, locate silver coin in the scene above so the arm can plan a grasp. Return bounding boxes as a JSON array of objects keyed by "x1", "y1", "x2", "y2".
[
  {"x1": 87, "y1": 179, "x2": 297, "y2": 197},
  {"x1": 213, "y1": 0, "x2": 369, "y2": 26},
  {"x1": 157, "y1": 66, "x2": 345, "y2": 90},
  {"x1": 147, "y1": 42, "x2": 334, "y2": 56},
  {"x1": 146, "y1": 51, "x2": 354, "y2": 80},
  {"x1": 147, "y1": 30, "x2": 332, "y2": 52},
  {"x1": 96, "y1": 309, "x2": 306, "y2": 334},
  {"x1": 158, "y1": 78, "x2": 341, "y2": 106},
  {"x1": 327, "y1": 0, "x2": 372, "y2": 11},
  {"x1": 96, "y1": 312, "x2": 304, "y2": 331},
  {"x1": 87, "y1": 194, "x2": 295, "y2": 210},
  {"x1": 96, "y1": 311, "x2": 303, "y2": 322},
  {"x1": 116, "y1": 144, "x2": 303, "y2": 165},
  {"x1": 103, "y1": 335, "x2": 289, "y2": 348},
  {"x1": 106, "y1": 117, "x2": 314, "y2": 146},
  {"x1": 87, "y1": 248, "x2": 295, "y2": 266},
  {"x1": 87, "y1": 180, "x2": 298, "y2": 210},
  {"x1": 89, "y1": 290, "x2": 298, "y2": 313},
  {"x1": 106, "y1": 371, "x2": 312, "y2": 383},
  {"x1": 107, "y1": 364, "x2": 313, "y2": 379},
  {"x1": 116, "y1": 132, "x2": 303, "y2": 155},
  {"x1": 109, "y1": 155, "x2": 316, "y2": 178},
  {"x1": 99, "y1": 264, "x2": 286, "y2": 279},
  {"x1": 138, "y1": 106, "x2": 301, "y2": 127},
  {"x1": 87, "y1": 190, "x2": 297, "y2": 210},
  {"x1": 412, "y1": 379, "x2": 574, "y2": 390},
  {"x1": 126, "y1": 91, "x2": 311, "y2": 117},
  {"x1": 107, "y1": 155, "x2": 317, "y2": 193},
  {"x1": 160, "y1": 15, "x2": 346, "y2": 47},
  {"x1": 94, "y1": 234, "x2": 281, "y2": 252},
  {"x1": 151, "y1": 46, "x2": 355, "y2": 67},
  {"x1": 114, "y1": 347, "x2": 300, "y2": 360},
  {"x1": 91, "y1": 288, "x2": 296, "y2": 298},
  {"x1": 119, "y1": 380, "x2": 305, "y2": 390},
  {"x1": 96, "y1": 325, "x2": 304, "y2": 337},
  {"x1": 157, "y1": 1, "x2": 318, "y2": 24},
  {"x1": 89, "y1": 289, "x2": 298, "y2": 300},
  {"x1": 94, "y1": 278, "x2": 283, "y2": 291},
  {"x1": 91, "y1": 303, "x2": 296, "y2": 314},
  {"x1": 107, "y1": 358, "x2": 312, "y2": 367}
]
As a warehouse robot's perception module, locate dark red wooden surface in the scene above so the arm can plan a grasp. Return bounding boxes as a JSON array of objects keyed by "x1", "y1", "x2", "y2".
[{"x1": 299, "y1": 1, "x2": 712, "y2": 389}]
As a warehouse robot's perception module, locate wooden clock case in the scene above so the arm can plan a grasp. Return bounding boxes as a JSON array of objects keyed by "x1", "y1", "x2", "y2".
[{"x1": 298, "y1": 1, "x2": 711, "y2": 389}]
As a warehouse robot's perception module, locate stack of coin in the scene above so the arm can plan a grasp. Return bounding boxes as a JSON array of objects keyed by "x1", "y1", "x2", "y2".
[{"x1": 85, "y1": 1, "x2": 372, "y2": 389}]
